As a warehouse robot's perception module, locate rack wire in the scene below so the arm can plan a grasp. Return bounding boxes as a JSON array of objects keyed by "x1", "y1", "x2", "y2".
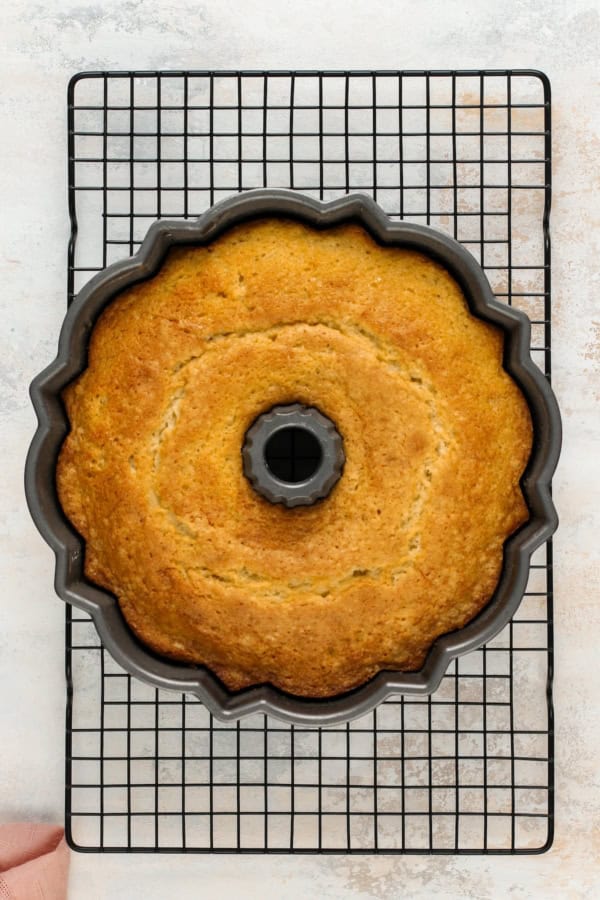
[{"x1": 65, "y1": 69, "x2": 554, "y2": 853}]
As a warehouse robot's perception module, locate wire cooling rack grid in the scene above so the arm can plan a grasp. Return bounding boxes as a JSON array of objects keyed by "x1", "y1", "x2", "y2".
[{"x1": 66, "y1": 70, "x2": 553, "y2": 853}]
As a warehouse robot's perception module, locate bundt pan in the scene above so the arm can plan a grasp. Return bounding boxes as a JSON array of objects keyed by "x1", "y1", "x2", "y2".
[{"x1": 25, "y1": 189, "x2": 561, "y2": 726}]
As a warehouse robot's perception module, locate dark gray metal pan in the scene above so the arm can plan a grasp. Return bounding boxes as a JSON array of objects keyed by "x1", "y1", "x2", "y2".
[{"x1": 25, "y1": 189, "x2": 561, "y2": 726}]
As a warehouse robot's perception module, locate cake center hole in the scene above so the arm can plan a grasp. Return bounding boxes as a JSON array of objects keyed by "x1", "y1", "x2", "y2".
[{"x1": 264, "y1": 426, "x2": 323, "y2": 484}]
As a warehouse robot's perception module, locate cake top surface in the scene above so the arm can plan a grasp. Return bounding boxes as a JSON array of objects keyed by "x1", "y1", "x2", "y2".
[{"x1": 57, "y1": 217, "x2": 532, "y2": 697}]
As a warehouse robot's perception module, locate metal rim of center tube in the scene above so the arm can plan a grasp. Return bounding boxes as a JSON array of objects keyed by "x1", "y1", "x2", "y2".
[{"x1": 242, "y1": 403, "x2": 345, "y2": 508}]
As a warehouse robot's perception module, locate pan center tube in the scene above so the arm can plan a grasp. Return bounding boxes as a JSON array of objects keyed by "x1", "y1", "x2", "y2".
[{"x1": 242, "y1": 403, "x2": 345, "y2": 508}]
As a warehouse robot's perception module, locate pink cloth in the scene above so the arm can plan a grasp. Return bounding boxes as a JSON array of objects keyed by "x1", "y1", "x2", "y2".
[{"x1": 0, "y1": 824, "x2": 69, "y2": 900}]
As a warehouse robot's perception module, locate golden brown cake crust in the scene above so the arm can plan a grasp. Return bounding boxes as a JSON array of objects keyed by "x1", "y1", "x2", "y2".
[{"x1": 57, "y1": 218, "x2": 532, "y2": 697}]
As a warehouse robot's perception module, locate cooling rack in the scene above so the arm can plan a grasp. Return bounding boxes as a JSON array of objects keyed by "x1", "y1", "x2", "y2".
[{"x1": 65, "y1": 69, "x2": 554, "y2": 853}]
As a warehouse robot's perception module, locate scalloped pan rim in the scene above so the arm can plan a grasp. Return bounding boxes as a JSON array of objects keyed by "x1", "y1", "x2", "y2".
[{"x1": 24, "y1": 189, "x2": 561, "y2": 726}]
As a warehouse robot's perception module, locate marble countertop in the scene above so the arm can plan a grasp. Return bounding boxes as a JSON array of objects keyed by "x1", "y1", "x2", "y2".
[{"x1": 1, "y1": 0, "x2": 598, "y2": 897}]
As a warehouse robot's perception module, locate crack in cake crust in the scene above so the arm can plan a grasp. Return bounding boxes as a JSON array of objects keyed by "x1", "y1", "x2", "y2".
[{"x1": 145, "y1": 320, "x2": 452, "y2": 597}]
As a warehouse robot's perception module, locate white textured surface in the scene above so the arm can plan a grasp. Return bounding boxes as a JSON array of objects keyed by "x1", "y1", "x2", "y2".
[{"x1": 1, "y1": 1, "x2": 599, "y2": 898}]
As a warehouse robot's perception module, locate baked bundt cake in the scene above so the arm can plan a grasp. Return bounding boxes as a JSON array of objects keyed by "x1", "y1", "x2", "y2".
[{"x1": 57, "y1": 217, "x2": 532, "y2": 697}]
